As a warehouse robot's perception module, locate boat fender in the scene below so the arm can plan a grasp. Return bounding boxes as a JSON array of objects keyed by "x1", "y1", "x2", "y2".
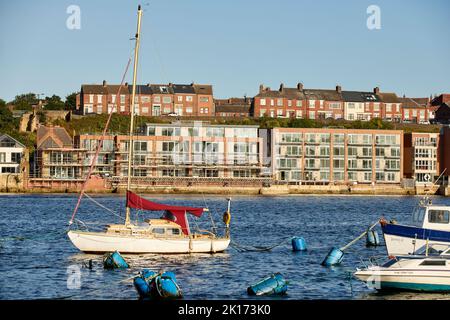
[
  {"x1": 103, "y1": 251, "x2": 129, "y2": 269},
  {"x1": 223, "y1": 211, "x2": 231, "y2": 225},
  {"x1": 133, "y1": 276, "x2": 151, "y2": 297},
  {"x1": 366, "y1": 229, "x2": 380, "y2": 247}
]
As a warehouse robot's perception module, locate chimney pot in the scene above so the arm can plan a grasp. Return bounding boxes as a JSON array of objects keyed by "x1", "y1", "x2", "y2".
[
  {"x1": 374, "y1": 87, "x2": 380, "y2": 94},
  {"x1": 259, "y1": 84, "x2": 264, "y2": 93},
  {"x1": 279, "y1": 83, "x2": 284, "y2": 92},
  {"x1": 102, "y1": 80, "x2": 107, "y2": 87},
  {"x1": 336, "y1": 85, "x2": 342, "y2": 93},
  {"x1": 297, "y1": 82, "x2": 304, "y2": 91}
]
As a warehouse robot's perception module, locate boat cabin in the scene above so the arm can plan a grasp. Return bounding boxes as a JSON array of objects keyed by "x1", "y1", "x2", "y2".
[
  {"x1": 412, "y1": 205, "x2": 450, "y2": 232},
  {"x1": 105, "y1": 219, "x2": 183, "y2": 238}
]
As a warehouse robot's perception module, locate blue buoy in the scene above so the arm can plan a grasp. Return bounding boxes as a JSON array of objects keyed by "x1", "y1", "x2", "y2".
[
  {"x1": 153, "y1": 274, "x2": 182, "y2": 299},
  {"x1": 292, "y1": 237, "x2": 307, "y2": 251},
  {"x1": 366, "y1": 229, "x2": 380, "y2": 247},
  {"x1": 321, "y1": 247, "x2": 344, "y2": 266},
  {"x1": 247, "y1": 273, "x2": 287, "y2": 296},
  {"x1": 103, "y1": 251, "x2": 129, "y2": 269},
  {"x1": 134, "y1": 269, "x2": 182, "y2": 299}
]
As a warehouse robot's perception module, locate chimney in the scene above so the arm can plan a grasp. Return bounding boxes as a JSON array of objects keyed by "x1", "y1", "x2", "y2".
[
  {"x1": 336, "y1": 85, "x2": 342, "y2": 93},
  {"x1": 102, "y1": 80, "x2": 107, "y2": 87},
  {"x1": 279, "y1": 83, "x2": 284, "y2": 92},
  {"x1": 297, "y1": 83, "x2": 303, "y2": 91},
  {"x1": 147, "y1": 83, "x2": 151, "y2": 87},
  {"x1": 373, "y1": 87, "x2": 380, "y2": 94},
  {"x1": 259, "y1": 84, "x2": 264, "y2": 93},
  {"x1": 169, "y1": 82, "x2": 173, "y2": 87},
  {"x1": 125, "y1": 82, "x2": 129, "y2": 86}
]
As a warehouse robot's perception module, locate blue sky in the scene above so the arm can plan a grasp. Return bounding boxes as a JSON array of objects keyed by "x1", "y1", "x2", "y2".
[{"x1": 0, "y1": 0, "x2": 449, "y2": 101}]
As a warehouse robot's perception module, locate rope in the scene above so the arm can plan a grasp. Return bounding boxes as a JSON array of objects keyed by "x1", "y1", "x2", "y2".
[
  {"x1": 230, "y1": 237, "x2": 291, "y2": 252},
  {"x1": 84, "y1": 193, "x2": 125, "y2": 222},
  {"x1": 69, "y1": 57, "x2": 132, "y2": 225},
  {"x1": 340, "y1": 221, "x2": 379, "y2": 251}
]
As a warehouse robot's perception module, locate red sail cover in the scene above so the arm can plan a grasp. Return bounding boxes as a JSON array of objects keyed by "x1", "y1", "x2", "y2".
[{"x1": 126, "y1": 191, "x2": 204, "y2": 235}]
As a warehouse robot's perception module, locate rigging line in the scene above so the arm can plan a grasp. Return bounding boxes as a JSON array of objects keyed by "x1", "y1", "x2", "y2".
[
  {"x1": 83, "y1": 193, "x2": 125, "y2": 221},
  {"x1": 69, "y1": 57, "x2": 132, "y2": 225}
]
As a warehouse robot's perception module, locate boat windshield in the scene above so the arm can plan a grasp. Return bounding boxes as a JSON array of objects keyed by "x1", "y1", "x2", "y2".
[{"x1": 412, "y1": 206, "x2": 426, "y2": 226}]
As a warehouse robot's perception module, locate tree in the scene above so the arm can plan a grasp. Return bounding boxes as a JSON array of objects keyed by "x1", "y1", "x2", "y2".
[
  {"x1": 0, "y1": 99, "x2": 17, "y2": 131},
  {"x1": 44, "y1": 94, "x2": 65, "y2": 110},
  {"x1": 65, "y1": 92, "x2": 78, "y2": 110},
  {"x1": 12, "y1": 93, "x2": 38, "y2": 111}
]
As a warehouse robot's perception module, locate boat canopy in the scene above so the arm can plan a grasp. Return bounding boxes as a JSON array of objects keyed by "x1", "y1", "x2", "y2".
[{"x1": 126, "y1": 191, "x2": 205, "y2": 235}]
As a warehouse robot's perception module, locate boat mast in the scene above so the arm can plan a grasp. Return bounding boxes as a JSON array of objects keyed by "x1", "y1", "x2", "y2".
[{"x1": 125, "y1": 5, "x2": 142, "y2": 226}]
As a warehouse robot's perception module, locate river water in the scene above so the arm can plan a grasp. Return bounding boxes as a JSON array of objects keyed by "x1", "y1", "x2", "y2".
[{"x1": 1, "y1": 194, "x2": 450, "y2": 300}]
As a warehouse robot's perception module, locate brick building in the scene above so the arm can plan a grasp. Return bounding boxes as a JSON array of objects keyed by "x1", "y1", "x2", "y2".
[
  {"x1": 399, "y1": 97, "x2": 430, "y2": 124},
  {"x1": 76, "y1": 82, "x2": 214, "y2": 117},
  {"x1": 214, "y1": 97, "x2": 253, "y2": 117},
  {"x1": 303, "y1": 86, "x2": 344, "y2": 120},
  {"x1": 254, "y1": 83, "x2": 306, "y2": 118}
]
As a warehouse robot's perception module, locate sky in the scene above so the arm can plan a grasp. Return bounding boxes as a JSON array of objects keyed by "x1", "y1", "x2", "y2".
[{"x1": 0, "y1": 0, "x2": 449, "y2": 102}]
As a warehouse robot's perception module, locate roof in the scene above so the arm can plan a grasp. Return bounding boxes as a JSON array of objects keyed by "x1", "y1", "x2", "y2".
[
  {"x1": 377, "y1": 92, "x2": 400, "y2": 103},
  {"x1": 37, "y1": 126, "x2": 73, "y2": 149},
  {"x1": 193, "y1": 84, "x2": 213, "y2": 95},
  {"x1": 342, "y1": 91, "x2": 381, "y2": 103},
  {"x1": 303, "y1": 89, "x2": 343, "y2": 101},
  {"x1": 215, "y1": 104, "x2": 252, "y2": 113},
  {"x1": 0, "y1": 134, "x2": 25, "y2": 148},
  {"x1": 149, "y1": 84, "x2": 174, "y2": 95},
  {"x1": 256, "y1": 87, "x2": 305, "y2": 100},
  {"x1": 172, "y1": 84, "x2": 195, "y2": 94},
  {"x1": 82, "y1": 84, "x2": 129, "y2": 95},
  {"x1": 399, "y1": 97, "x2": 428, "y2": 109}
]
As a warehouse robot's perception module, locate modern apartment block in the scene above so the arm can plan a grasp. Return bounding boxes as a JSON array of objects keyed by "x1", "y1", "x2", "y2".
[
  {"x1": 0, "y1": 134, "x2": 27, "y2": 174},
  {"x1": 261, "y1": 128, "x2": 403, "y2": 184},
  {"x1": 403, "y1": 132, "x2": 440, "y2": 185},
  {"x1": 76, "y1": 81, "x2": 214, "y2": 117}
]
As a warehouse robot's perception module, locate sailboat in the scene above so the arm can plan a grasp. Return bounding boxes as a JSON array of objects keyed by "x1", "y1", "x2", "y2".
[{"x1": 67, "y1": 5, "x2": 231, "y2": 254}]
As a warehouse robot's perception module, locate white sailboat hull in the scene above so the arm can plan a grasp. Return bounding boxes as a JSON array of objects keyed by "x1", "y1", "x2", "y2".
[{"x1": 67, "y1": 230, "x2": 230, "y2": 254}]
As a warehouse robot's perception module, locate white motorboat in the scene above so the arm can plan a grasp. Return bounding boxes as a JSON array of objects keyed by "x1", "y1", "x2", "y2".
[
  {"x1": 67, "y1": 5, "x2": 230, "y2": 254},
  {"x1": 354, "y1": 245, "x2": 450, "y2": 292},
  {"x1": 381, "y1": 198, "x2": 450, "y2": 256}
]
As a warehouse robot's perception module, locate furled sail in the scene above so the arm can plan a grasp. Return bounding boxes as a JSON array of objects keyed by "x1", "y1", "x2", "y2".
[{"x1": 126, "y1": 191, "x2": 205, "y2": 234}]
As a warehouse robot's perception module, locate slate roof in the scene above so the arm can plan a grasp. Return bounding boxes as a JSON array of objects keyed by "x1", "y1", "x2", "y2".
[
  {"x1": 172, "y1": 84, "x2": 195, "y2": 94},
  {"x1": 215, "y1": 104, "x2": 252, "y2": 113},
  {"x1": 377, "y1": 92, "x2": 400, "y2": 103},
  {"x1": 342, "y1": 91, "x2": 381, "y2": 103},
  {"x1": 256, "y1": 87, "x2": 305, "y2": 100},
  {"x1": 193, "y1": 84, "x2": 213, "y2": 95}
]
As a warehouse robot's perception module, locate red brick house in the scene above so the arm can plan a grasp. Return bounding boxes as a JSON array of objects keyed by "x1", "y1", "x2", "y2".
[
  {"x1": 254, "y1": 83, "x2": 306, "y2": 118},
  {"x1": 399, "y1": 96, "x2": 430, "y2": 123},
  {"x1": 214, "y1": 97, "x2": 253, "y2": 117},
  {"x1": 303, "y1": 86, "x2": 344, "y2": 120}
]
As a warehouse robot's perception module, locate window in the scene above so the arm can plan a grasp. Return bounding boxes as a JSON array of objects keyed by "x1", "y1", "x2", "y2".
[
  {"x1": 309, "y1": 111, "x2": 315, "y2": 119},
  {"x1": 186, "y1": 107, "x2": 193, "y2": 113},
  {"x1": 260, "y1": 98, "x2": 266, "y2": 106},
  {"x1": 333, "y1": 147, "x2": 345, "y2": 157},
  {"x1": 333, "y1": 159, "x2": 345, "y2": 169},
  {"x1": 0, "y1": 152, "x2": 5, "y2": 162},
  {"x1": 120, "y1": 95, "x2": 125, "y2": 104},
  {"x1": 200, "y1": 96, "x2": 209, "y2": 103},
  {"x1": 163, "y1": 96, "x2": 171, "y2": 103},
  {"x1": 296, "y1": 100, "x2": 302, "y2": 107},
  {"x1": 363, "y1": 172, "x2": 372, "y2": 181},
  {"x1": 177, "y1": 96, "x2": 183, "y2": 102},
  {"x1": 186, "y1": 96, "x2": 193, "y2": 102},
  {"x1": 141, "y1": 96, "x2": 150, "y2": 103},
  {"x1": 168, "y1": 228, "x2": 180, "y2": 235},
  {"x1": 96, "y1": 95, "x2": 102, "y2": 103},
  {"x1": 277, "y1": 98, "x2": 283, "y2": 106},
  {"x1": 428, "y1": 210, "x2": 450, "y2": 224},
  {"x1": 152, "y1": 228, "x2": 165, "y2": 234}
]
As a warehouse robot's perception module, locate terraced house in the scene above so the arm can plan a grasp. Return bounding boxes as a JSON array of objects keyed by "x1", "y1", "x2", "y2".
[
  {"x1": 261, "y1": 128, "x2": 403, "y2": 185},
  {"x1": 253, "y1": 83, "x2": 306, "y2": 118}
]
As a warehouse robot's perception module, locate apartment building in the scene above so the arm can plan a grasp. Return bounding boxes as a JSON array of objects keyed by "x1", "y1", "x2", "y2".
[
  {"x1": 0, "y1": 134, "x2": 27, "y2": 174},
  {"x1": 403, "y1": 132, "x2": 439, "y2": 185},
  {"x1": 35, "y1": 126, "x2": 85, "y2": 179},
  {"x1": 261, "y1": 128, "x2": 403, "y2": 184},
  {"x1": 76, "y1": 82, "x2": 214, "y2": 117}
]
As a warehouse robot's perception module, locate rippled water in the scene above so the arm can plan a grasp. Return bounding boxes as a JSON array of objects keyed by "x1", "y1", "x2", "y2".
[{"x1": 1, "y1": 194, "x2": 450, "y2": 300}]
